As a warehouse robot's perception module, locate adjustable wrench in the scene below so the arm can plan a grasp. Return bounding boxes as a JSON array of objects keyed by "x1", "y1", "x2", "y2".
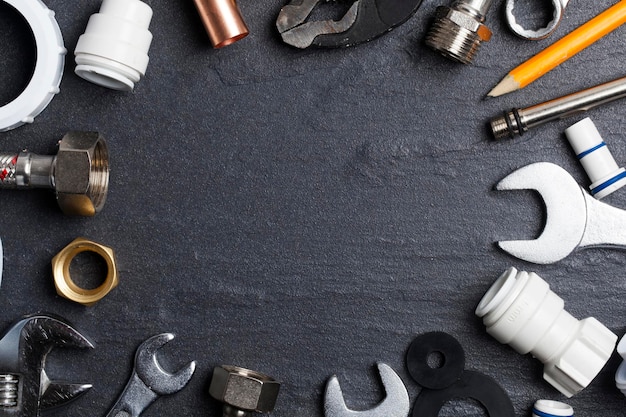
[
  {"x1": 324, "y1": 363, "x2": 409, "y2": 417},
  {"x1": 505, "y1": 0, "x2": 571, "y2": 40},
  {"x1": 0, "y1": 314, "x2": 93, "y2": 416},
  {"x1": 106, "y1": 333, "x2": 196, "y2": 417},
  {"x1": 496, "y1": 162, "x2": 626, "y2": 264}
]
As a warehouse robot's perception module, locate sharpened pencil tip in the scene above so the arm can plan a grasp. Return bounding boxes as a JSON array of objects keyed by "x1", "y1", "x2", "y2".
[{"x1": 488, "y1": 75, "x2": 519, "y2": 97}]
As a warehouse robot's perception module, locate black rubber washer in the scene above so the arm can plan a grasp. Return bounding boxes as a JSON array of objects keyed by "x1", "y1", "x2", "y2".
[
  {"x1": 412, "y1": 370, "x2": 515, "y2": 417},
  {"x1": 406, "y1": 331, "x2": 465, "y2": 389}
]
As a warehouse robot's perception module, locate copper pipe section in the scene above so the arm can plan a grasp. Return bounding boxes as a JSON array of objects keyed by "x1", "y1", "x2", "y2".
[{"x1": 193, "y1": 0, "x2": 249, "y2": 48}]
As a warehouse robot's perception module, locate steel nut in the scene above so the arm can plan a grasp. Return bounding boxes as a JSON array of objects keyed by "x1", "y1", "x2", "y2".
[
  {"x1": 209, "y1": 365, "x2": 280, "y2": 412},
  {"x1": 437, "y1": 7, "x2": 492, "y2": 41},
  {"x1": 55, "y1": 131, "x2": 109, "y2": 216},
  {"x1": 543, "y1": 317, "x2": 617, "y2": 397},
  {"x1": 52, "y1": 238, "x2": 119, "y2": 306}
]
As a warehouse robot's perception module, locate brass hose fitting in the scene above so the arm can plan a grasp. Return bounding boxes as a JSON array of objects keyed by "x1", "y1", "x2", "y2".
[
  {"x1": 52, "y1": 238, "x2": 118, "y2": 306},
  {"x1": 193, "y1": 0, "x2": 249, "y2": 48},
  {"x1": 425, "y1": 0, "x2": 493, "y2": 64},
  {"x1": 209, "y1": 365, "x2": 280, "y2": 416},
  {"x1": 0, "y1": 131, "x2": 109, "y2": 216}
]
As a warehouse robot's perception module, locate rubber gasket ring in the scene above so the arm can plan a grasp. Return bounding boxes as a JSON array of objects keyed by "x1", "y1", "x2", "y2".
[
  {"x1": 412, "y1": 370, "x2": 515, "y2": 417},
  {"x1": 406, "y1": 331, "x2": 465, "y2": 389},
  {"x1": 0, "y1": 0, "x2": 66, "y2": 132}
]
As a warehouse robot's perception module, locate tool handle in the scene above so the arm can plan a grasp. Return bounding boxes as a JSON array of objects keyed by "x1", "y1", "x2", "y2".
[
  {"x1": 580, "y1": 195, "x2": 626, "y2": 248},
  {"x1": 105, "y1": 373, "x2": 158, "y2": 417}
]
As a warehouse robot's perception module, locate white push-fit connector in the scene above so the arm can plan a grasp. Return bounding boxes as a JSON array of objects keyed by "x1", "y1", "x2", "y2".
[
  {"x1": 75, "y1": 0, "x2": 153, "y2": 91},
  {"x1": 614, "y1": 334, "x2": 626, "y2": 396},
  {"x1": 0, "y1": 0, "x2": 65, "y2": 132},
  {"x1": 532, "y1": 400, "x2": 573, "y2": 417},
  {"x1": 476, "y1": 267, "x2": 617, "y2": 397},
  {"x1": 565, "y1": 117, "x2": 626, "y2": 199}
]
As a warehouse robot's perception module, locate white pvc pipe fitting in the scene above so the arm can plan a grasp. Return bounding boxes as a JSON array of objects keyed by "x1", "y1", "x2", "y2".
[
  {"x1": 476, "y1": 267, "x2": 617, "y2": 397},
  {"x1": 0, "y1": 0, "x2": 65, "y2": 132},
  {"x1": 615, "y1": 334, "x2": 626, "y2": 396},
  {"x1": 565, "y1": 117, "x2": 626, "y2": 199},
  {"x1": 74, "y1": 0, "x2": 153, "y2": 91},
  {"x1": 532, "y1": 400, "x2": 573, "y2": 417}
]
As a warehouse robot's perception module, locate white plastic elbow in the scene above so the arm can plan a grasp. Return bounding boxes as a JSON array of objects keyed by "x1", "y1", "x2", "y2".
[
  {"x1": 565, "y1": 117, "x2": 626, "y2": 199},
  {"x1": 476, "y1": 267, "x2": 617, "y2": 397},
  {"x1": 75, "y1": 0, "x2": 153, "y2": 91},
  {"x1": 532, "y1": 400, "x2": 573, "y2": 417}
]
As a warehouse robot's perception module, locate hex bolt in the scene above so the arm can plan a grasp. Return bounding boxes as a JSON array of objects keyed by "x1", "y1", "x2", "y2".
[
  {"x1": 209, "y1": 365, "x2": 280, "y2": 417},
  {"x1": 0, "y1": 131, "x2": 109, "y2": 216},
  {"x1": 425, "y1": 0, "x2": 494, "y2": 64}
]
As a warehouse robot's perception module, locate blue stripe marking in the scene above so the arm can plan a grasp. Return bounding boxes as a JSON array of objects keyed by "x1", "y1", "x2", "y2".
[
  {"x1": 532, "y1": 408, "x2": 573, "y2": 417},
  {"x1": 577, "y1": 142, "x2": 606, "y2": 159},
  {"x1": 591, "y1": 171, "x2": 626, "y2": 195}
]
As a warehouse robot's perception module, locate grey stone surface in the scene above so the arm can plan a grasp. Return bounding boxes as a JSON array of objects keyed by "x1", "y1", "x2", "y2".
[{"x1": 1, "y1": 0, "x2": 625, "y2": 415}]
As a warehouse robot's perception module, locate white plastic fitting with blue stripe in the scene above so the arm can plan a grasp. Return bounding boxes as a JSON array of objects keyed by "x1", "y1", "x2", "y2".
[
  {"x1": 532, "y1": 400, "x2": 573, "y2": 417},
  {"x1": 565, "y1": 117, "x2": 626, "y2": 199}
]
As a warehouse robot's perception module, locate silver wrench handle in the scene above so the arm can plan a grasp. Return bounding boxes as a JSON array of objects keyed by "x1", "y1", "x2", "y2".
[
  {"x1": 105, "y1": 373, "x2": 158, "y2": 417},
  {"x1": 580, "y1": 194, "x2": 626, "y2": 248}
]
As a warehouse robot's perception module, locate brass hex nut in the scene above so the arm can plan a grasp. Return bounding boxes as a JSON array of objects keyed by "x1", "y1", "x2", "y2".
[
  {"x1": 52, "y1": 238, "x2": 118, "y2": 306},
  {"x1": 55, "y1": 131, "x2": 110, "y2": 216},
  {"x1": 436, "y1": 6, "x2": 492, "y2": 42},
  {"x1": 209, "y1": 365, "x2": 280, "y2": 412}
]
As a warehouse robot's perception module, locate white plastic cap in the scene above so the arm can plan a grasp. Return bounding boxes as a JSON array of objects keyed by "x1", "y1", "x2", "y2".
[
  {"x1": 532, "y1": 400, "x2": 573, "y2": 417},
  {"x1": 74, "y1": 0, "x2": 153, "y2": 91},
  {"x1": 565, "y1": 118, "x2": 626, "y2": 199},
  {"x1": 0, "y1": 0, "x2": 66, "y2": 131}
]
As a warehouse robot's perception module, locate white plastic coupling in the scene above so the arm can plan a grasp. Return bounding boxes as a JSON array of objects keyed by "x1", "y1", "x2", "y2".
[
  {"x1": 0, "y1": 0, "x2": 65, "y2": 132},
  {"x1": 476, "y1": 267, "x2": 617, "y2": 397},
  {"x1": 614, "y1": 334, "x2": 626, "y2": 396},
  {"x1": 74, "y1": 0, "x2": 153, "y2": 91},
  {"x1": 532, "y1": 400, "x2": 573, "y2": 417},
  {"x1": 565, "y1": 117, "x2": 626, "y2": 199}
]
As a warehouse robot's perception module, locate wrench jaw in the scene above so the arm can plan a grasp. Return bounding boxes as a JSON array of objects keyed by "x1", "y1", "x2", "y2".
[
  {"x1": 324, "y1": 363, "x2": 409, "y2": 417},
  {"x1": 0, "y1": 315, "x2": 93, "y2": 416},
  {"x1": 134, "y1": 333, "x2": 196, "y2": 396},
  {"x1": 496, "y1": 162, "x2": 588, "y2": 264}
]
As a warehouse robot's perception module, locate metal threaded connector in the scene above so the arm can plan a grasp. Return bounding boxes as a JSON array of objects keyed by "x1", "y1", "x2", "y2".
[
  {"x1": 425, "y1": 0, "x2": 493, "y2": 64},
  {"x1": 0, "y1": 132, "x2": 109, "y2": 216},
  {"x1": 489, "y1": 110, "x2": 525, "y2": 140}
]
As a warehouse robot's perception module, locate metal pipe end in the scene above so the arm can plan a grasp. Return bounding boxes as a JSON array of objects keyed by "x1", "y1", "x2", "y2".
[
  {"x1": 490, "y1": 115, "x2": 512, "y2": 140},
  {"x1": 193, "y1": 0, "x2": 249, "y2": 48},
  {"x1": 425, "y1": 6, "x2": 492, "y2": 65}
]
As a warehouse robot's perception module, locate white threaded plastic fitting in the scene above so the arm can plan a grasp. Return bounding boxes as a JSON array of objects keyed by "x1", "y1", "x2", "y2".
[
  {"x1": 532, "y1": 400, "x2": 573, "y2": 417},
  {"x1": 565, "y1": 117, "x2": 626, "y2": 199},
  {"x1": 74, "y1": 0, "x2": 153, "y2": 91},
  {"x1": 476, "y1": 267, "x2": 617, "y2": 397}
]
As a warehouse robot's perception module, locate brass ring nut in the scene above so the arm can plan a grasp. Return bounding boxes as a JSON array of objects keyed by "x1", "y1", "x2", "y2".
[{"x1": 52, "y1": 238, "x2": 118, "y2": 306}]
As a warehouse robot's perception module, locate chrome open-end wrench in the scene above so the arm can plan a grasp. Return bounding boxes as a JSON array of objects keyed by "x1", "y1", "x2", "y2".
[
  {"x1": 505, "y1": 0, "x2": 571, "y2": 40},
  {"x1": 324, "y1": 363, "x2": 409, "y2": 417},
  {"x1": 496, "y1": 162, "x2": 626, "y2": 264},
  {"x1": 106, "y1": 333, "x2": 196, "y2": 417}
]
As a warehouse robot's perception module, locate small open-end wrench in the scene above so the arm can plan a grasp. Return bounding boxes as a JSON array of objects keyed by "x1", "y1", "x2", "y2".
[
  {"x1": 505, "y1": 0, "x2": 571, "y2": 40},
  {"x1": 324, "y1": 363, "x2": 409, "y2": 417},
  {"x1": 496, "y1": 162, "x2": 626, "y2": 264},
  {"x1": 105, "y1": 333, "x2": 196, "y2": 417},
  {"x1": 276, "y1": 0, "x2": 424, "y2": 48}
]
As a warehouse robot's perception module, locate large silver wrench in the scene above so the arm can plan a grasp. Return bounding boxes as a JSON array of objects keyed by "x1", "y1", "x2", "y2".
[
  {"x1": 496, "y1": 162, "x2": 626, "y2": 264},
  {"x1": 505, "y1": 0, "x2": 571, "y2": 40},
  {"x1": 324, "y1": 363, "x2": 409, "y2": 417},
  {"x1": 106, "y1": 333, "x2": 196, "y2": 417}
]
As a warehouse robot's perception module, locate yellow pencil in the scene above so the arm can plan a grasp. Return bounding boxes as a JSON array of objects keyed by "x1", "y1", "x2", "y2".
[{"x1": 489, "y1": 0, "x2": 626, "y2": 98}]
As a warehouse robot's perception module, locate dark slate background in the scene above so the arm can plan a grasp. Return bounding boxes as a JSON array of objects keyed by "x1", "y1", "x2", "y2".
[{"x1": 1, "y1": 0, "x2": 626, "y2": 416}]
